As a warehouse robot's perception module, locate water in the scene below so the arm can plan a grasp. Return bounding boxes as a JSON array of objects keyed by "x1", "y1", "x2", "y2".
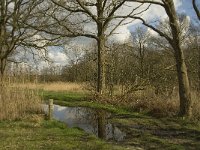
[{"x1": 43, "y1": 104, "x2": 126, "y2": 141}]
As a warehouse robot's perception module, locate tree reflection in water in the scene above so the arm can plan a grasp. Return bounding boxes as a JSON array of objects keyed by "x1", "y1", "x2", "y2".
[{"x1": 43, "y1": 104, "x2": 126, "y2": 141}]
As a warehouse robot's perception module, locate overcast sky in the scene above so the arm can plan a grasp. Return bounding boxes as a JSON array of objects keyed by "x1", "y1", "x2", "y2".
[{"x1": 46, "y1": 0, "x2": 200, "y2": 67}]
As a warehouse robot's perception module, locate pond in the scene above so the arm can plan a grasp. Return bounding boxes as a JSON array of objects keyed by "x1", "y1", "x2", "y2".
[{"x1": 43, "y1": 104, "x2": 126, "y2": 141}]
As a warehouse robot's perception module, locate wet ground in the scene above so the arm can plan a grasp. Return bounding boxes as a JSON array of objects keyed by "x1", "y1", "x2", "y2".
[
  {"x1": 110, "y1": 114, "x2": 200, "y2": 149},
  {"x1": 44, "y1": 104, "x2": 200, "y2": 149},
  {"x1": 43, "y1": 105, "x2": 126, "y2": 141}
]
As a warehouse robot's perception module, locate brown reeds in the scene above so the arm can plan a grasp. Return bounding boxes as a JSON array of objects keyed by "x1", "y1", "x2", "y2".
[
  {"x1": 11, "y1": 82, "x2": 86, "y2": 93},
  {"x1": 0, "y1": 84, "x2": 42, "y2": 121}
]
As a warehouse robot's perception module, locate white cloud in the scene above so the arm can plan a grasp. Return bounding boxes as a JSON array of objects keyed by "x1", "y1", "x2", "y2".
[
  {"x1": 109, "y1": 1, "x2": 167, "y2": 43},
  {"x1": 109, "y1": 24, "x2": 132, "y2": 43},
  {"x1": 123, "y1": 0, "x2": 184, "y2": 40},
  {"x1": 147, "y1": 28, "x2": 158, "y2": 36},
  {"x1": 49, "y1": 51, "x2": 67, "y2": 65},
  {"x1": 45, "y1": 0, "x2": 185, "y2": 64}
]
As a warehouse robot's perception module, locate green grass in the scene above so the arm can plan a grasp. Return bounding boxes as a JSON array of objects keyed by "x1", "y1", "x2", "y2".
[
  {"x1": 42, "y1": 91, "x2": 87, "y2": 102},
  {"x1": 111, "y1": 116, "x2": 200, "y2": 150},
  {"x1": 42, "y1": 90, "x2": 200, "y2": 150},
  {"x1": 0, "y1": 120, "x2": 125, "y2": 150},
  {"x1": 42, "y1": 90, "x2": 133, "y2": 115}
]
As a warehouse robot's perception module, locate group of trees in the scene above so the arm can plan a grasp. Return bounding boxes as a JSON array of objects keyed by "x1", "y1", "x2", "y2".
[
  {"x1": 0, "y1": 0, "x2": 54, "y2": 77},
  {"x1": 61, "y1": 19, "x2": 199, "y2": 93},
  {"x1": 1, "y1": 0, "x2": 200, "y2": 118}
]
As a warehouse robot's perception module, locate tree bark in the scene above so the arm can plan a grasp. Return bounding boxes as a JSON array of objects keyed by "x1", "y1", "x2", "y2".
[
  {"x1": 165, "y1": 0, "x2": 193, "y2": 118},
  {"x1": 198, "y1": 40, "x2": 200, "y2": 91},
  {"x1": 97, "y1": 0, "x2": 106, "y2": 95},
  {"x1": 0, "y1": 58, "x2": 6, "y2": 84},
  {"x1": 198, "y1": 59, "x2": 200, "y2": 91},
  {"x1": 173, "y1": 44, "x2": 192, "y2": 117},
  {"x1": 139, "y1": 43, "x2": 145, "y2": 78},
  {"x1": 97, "y1": 35, "x2": 106, "y2": 95}
]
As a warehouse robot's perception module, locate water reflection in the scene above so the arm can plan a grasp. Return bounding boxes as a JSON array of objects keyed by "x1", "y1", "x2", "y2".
[{"x1": 43, "y1": 104, "x2": 126, "y2": 141}]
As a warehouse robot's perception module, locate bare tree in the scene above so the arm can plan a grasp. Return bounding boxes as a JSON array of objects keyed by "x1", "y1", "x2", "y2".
[
  {"x1": 64, "y1": 44, "x2": 84, "y2": 82},
  {"x1": 131, "y1": 27, "x2": 150, "y2": 78},
  {"x1": 127, "y1": 0, "x2": 193, "y2": 118},
  {"x1": 36, "y1": 0, "x2": 149, "y2": 94},
  {"x1": 187, "y1": 22, "x2": 200, "y2": 90},
  {"x1": 0, "y1": 0, "x2": 55, "y2": 78}
]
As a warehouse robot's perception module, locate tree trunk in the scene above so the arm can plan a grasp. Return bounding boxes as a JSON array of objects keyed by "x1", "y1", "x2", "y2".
[
  {"x1": 97, "y1": 37, "x2": 106, "y2": 94},
  {"x1": 0, "y1": 58, "x2": 6, "y2": 82},
  {"x1": 198, "y1": 52, "x2": 200, "y2": 91},
  {"x1": 139, "y1": 43, "x2": 144, "y2": 78},
  {"x1": 165, "y1": 0, "x2": 192, "y2": 118},
  {"x1": 96, "y1": 0, "x2": 106, "y2": 95},
  {"x1": 197, "y1": 38, "x2": 200, "y2": 91},
  {"x1": 173, "y1": 44, "x2": 192, "y2": 118}
]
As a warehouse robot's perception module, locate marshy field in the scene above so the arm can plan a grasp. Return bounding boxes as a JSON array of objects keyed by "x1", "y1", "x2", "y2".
[
  {"x1": 1, "y1": 0, "x2": 200, "y2": 149},
  {"x1": 1, "y1": 81, "x2": 200, "y2": 150}
]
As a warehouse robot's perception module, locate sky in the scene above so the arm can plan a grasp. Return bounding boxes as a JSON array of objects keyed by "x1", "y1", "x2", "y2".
[{"x1": 46, "y1": 0, "x2": 200, "y2": 67}]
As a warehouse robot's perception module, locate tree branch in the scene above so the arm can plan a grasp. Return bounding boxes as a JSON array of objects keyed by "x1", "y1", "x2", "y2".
[
  {"x1": 192, "y1": 0, "x2": 200, "y2": 20},
  {"x1": 126, "y1": 0, "x2": 164, "y2": 7},
  {"x1": 129, "y1": 16, "x2": 172, "y2": 42}
]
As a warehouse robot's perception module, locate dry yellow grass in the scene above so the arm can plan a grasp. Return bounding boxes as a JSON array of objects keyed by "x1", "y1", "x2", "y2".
[
  {"x1": 0, "y1": 81, "x2": 87, "y2": 120},
  {"x1": 0, "y1": 85, "x2": 42, "y2": 120},
  {"x1": 191, "y1": 92, "x2": 200, "y2": 120},
  {"x1": 11, "y1": 82, "x2": 86, "y2": 93}
]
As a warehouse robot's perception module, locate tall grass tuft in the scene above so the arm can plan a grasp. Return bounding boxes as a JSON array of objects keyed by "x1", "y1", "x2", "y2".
[
  {"x1": 0, "y1": 83, "x2": 42, "y2": 121},
  {"x1": 191, "y1": 92, "x2": 200, "y2": 121}
]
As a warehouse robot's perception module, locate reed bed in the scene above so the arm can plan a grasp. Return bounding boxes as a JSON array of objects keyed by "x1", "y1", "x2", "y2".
[
  {"x1": 0, "y1": 85, "x2": 42, "y2": 121},
  {"x1": 11, "y1": 82, "x2": 86, "y2": 93}
]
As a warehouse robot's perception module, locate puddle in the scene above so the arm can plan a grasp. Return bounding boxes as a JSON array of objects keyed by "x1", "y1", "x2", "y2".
[{"x1": 43, "y1": 104, "x2": 126, "y2": 141}]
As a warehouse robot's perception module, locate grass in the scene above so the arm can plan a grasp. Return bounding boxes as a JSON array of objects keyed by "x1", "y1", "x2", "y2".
[
  {"x1": 4, "y1": 81, "x2": 200, "y2": 149},
  {"x1": 42, "y1": 90, "x2": 87, "y2": 102},
  {"x1": 12, "y1": 82, "x2": 87, "y2": 93},
  {"x1": 0, "y1": 82, "x2": 135, "y2": 150},
  {"x1": 0, "y1": 84, "x2": 41, "y2": 120},
  {"x1": 110, "y1": 114, "x2": 200, "y2": 150},
  {"x1": 42, "y1": 90, "x2": 133, "y2": 115},
  {"x1": 0, "y1": 119, "x2": 125, "y2": 150},
  {"x1": 0, "y1": 81, "x2": 129, "y2": 150},
  {"x1": 42, "y1": 89, "x2": 200, "y2": 150}
]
